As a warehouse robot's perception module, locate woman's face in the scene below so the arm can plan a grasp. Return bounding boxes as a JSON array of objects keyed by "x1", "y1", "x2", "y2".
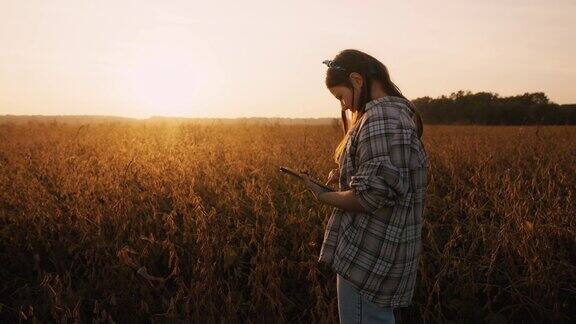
[
  {"x1": 329, "y1": 85, "x2": 356, "y2": 112},
  {"x1": 328, "y1": 73, "x2": 363, "y2": 112}
]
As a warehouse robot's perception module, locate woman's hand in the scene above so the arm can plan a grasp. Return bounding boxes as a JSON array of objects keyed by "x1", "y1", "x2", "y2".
[
  {"x1": 326, "y1": 168, "x2": 340, "y2": 185},
  {"x1": 301, "y1": 171, "x2": 329, "y2": 201}
]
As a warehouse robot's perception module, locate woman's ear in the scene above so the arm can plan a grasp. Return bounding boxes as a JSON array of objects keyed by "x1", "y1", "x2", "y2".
[{"x1": 348, "y1": 72, "x2": 363, "y2": 90}]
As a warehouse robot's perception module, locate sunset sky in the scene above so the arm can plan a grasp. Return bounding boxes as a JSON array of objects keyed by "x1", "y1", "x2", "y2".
[{"x1": 0, "y1": 0, "x2": 574, "y2": 119}]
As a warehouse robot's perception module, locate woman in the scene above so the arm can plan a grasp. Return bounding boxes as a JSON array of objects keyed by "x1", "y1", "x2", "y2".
[{"x1": 301, "y1": 49, "x2": 428, "y2": 323}]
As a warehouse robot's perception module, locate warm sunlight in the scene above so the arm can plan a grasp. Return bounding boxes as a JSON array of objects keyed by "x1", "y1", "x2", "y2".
[
  {"x1": 0, "y1": 1, "x2": 574, "y2": 322},
  {"x1": 116, "y1": 56, "x2": 202, "y2": 119},
  {"x1": 0, "y1": 0, "x2": 574, "y2": 118}
]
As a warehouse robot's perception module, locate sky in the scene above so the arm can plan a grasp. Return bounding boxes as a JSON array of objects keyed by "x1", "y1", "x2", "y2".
[{"x1": 0, "y1": 0, "x2": 574, "y2": 119}]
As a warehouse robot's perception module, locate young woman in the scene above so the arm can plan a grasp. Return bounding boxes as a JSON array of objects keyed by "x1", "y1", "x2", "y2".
[{"x1": 301, "y1": 49, "x2": 428, "y2": 323}]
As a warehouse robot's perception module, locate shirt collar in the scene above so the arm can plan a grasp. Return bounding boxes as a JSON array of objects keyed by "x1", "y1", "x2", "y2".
[{"x1": 364, "y1": 96, "x2": 412, "y2": 112}]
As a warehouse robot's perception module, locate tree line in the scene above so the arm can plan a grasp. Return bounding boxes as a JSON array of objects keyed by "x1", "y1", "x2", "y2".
[{"x1": 412, "y1": 90, "x2": 576, "y2": 125}]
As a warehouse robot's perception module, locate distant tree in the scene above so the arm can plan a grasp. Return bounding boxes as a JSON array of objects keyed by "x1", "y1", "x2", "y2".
[{"x1": 411, "y1": 90, "x2": 576, "y2": 125}]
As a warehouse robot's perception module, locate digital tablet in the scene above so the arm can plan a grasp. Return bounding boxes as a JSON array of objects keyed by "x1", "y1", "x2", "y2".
[{"x1": 279, "y1": 166, "x2": 335, "y2": 192}]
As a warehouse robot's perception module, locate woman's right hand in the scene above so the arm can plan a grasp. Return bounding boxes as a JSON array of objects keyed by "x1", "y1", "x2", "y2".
[{"x1": 326, "y1": 168, "x2": 340, "y2": 185}]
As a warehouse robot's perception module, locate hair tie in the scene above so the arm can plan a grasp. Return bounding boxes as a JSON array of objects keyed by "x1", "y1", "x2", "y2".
[{"x1": 322, "y1": 60, "x2": 346, "y2": 72}]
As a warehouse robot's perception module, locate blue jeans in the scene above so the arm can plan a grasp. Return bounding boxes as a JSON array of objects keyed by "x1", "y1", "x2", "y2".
[{"x1": 337, "y1": 273, "x2": 396, "y2": 324}]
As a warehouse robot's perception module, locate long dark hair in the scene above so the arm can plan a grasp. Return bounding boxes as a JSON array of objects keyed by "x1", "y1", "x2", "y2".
[{"x1": 325, "y1": 49, "x2": 423, "y2": 164}]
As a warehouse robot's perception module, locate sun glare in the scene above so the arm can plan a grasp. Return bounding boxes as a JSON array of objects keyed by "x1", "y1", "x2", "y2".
[{"x1": 119, "y1": 58, "x2": 202, "y2": 119}]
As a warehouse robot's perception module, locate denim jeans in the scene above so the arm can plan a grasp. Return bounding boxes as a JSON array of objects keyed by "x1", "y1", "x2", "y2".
[{"x1": 337, "y1": 273, "x2": 396, "y2": 324}]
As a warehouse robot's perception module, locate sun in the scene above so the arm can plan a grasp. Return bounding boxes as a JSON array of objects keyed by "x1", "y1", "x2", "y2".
[{"x1": 119, "y1": 58, "x2": 202, "y2": 118}]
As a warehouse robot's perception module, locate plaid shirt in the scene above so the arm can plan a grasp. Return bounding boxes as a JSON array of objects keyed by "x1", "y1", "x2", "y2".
[{"x1": 318, "y1": 96, "x2": 428, "y2": 308}]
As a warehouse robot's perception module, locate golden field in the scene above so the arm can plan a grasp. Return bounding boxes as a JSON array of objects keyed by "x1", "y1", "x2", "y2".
[{"x1": 0, "y1": 122, "x2": 574, "y2": 323}]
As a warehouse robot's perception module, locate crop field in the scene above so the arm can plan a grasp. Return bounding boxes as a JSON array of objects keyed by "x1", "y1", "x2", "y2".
[{"x1": 0, "y1": 122, "x2": 574, "y2": 322}]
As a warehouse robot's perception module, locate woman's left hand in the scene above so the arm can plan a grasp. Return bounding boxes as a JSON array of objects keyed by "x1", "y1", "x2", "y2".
[{"x1": 301, "y1": 172, "x2": 328, "y2": 200}]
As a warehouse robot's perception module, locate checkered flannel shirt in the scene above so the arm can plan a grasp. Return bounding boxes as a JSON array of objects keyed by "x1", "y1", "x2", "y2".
[{"x1": 318, "y1": 95, "x2": 428, "y2": 308}]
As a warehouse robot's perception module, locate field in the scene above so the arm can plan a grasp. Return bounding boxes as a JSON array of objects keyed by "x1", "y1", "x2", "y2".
[{"x1": 0, "y1": 122, "x2": 574, "y2": 323}]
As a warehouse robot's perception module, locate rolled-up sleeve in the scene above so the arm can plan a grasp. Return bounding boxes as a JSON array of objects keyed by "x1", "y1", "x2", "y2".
[{"x1": 349, "y1": 114, "x2": 412, "y2": 214}]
